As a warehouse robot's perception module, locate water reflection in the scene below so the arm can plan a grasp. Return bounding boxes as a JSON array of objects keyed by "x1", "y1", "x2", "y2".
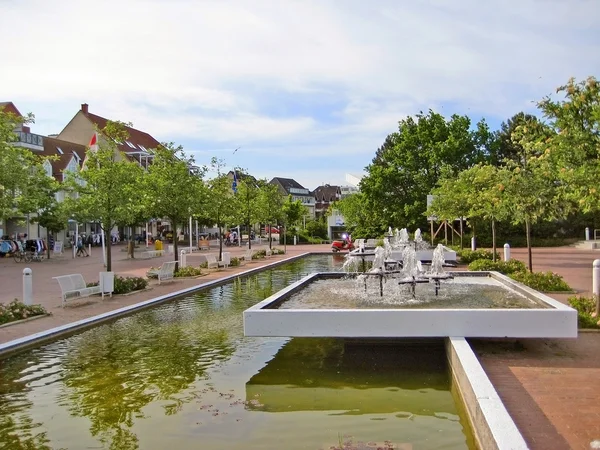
[
  {"x1": 0, "y1": 256, "x2": 473, "y2": 450},
  {"x1": 246, "y1": 338, "x2": 455, "y2": 415}
]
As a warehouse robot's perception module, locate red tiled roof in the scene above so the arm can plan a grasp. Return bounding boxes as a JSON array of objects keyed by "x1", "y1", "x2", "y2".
[
  {"x1": 39, "y1": 137, "x2": 87, "y2": 181},
  {"x1": 0, "y1": 101, "x2": 23, "y2": 117},
  {"x1": 82, "y1": 109, "x2": 162, "y2": 154}
]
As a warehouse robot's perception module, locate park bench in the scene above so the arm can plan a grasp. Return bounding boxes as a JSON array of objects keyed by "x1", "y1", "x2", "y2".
[
  {"x1": 243, "y1": 249, "x2": 255, "y2": 263},
  {"x1": 139, "y1": 249, "x2": 164, "y2": 259},
  {"x1": 218, "y1": 252, "x2": 231, "y2": 269},
  {"x1": 147, "y1": 260, "x2": 177, "y2": 285},
  {"x1": 53, "y1": 274, "x2": 102, "y2": 307},
  {"x1": 204, "y1": 254, "x2": 219, "y2": 269}
]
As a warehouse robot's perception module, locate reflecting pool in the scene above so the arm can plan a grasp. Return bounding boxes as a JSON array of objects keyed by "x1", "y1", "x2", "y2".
[{"x1": 0, "y1": 255, "x2": 474, "y2": 450}]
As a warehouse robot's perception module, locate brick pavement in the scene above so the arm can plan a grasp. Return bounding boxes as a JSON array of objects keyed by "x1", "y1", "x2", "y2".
[
  {"x1": 0, "y1": 241, "x2": 330, "y2": 343},
  {"x1": 2, "y1": 241, "x2": 600, "y2": 449},
  {"x1": 472, "y1": 245, "x2": 600, "y2": 450}
]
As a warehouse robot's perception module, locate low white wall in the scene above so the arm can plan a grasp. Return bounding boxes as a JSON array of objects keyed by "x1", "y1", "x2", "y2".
[{"x1": 447, "y1": 337, "x2": 528, "y2": 450}]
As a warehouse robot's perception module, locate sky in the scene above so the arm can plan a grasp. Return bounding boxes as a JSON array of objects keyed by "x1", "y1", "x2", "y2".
[{"x1": 2, "y1": 0, "x2": 599, "y2": 190}]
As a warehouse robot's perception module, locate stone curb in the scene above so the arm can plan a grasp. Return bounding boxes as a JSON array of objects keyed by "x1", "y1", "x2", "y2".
[{"x1": 0, "y1": 313, "x2": 51, "y2": 329}]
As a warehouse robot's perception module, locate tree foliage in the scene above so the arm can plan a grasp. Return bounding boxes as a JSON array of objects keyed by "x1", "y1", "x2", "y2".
[
  {"x1": 0, "y1": 111, "x2": 58, "y2": 226},
  {"x1": 145, "y1": 144, "x2": 206, "y2": 269},
  {"x1": 66, "y1": 121, "x2": 143, "y2": 271},
  {"x1": 360, "y1": 110, "x2": 493, "y2": 231}
]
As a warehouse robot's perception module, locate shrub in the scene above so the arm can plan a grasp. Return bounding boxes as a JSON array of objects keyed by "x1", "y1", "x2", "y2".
[
  {"x1": 175, "y1": 266, "x2": 203, "y2": 277},
  {"x1": 230, "y1": 257, "x2": 241, "y2": 267},
  {"x1": 0, "y1": 299, "x2": 48, "y2": 325},
  {"x1": 459, "y1": 249, "x2": 499, "y2": 264},
  {"x1": 568, "y1": 296, "x2": 600, "y2": 329},
  {"x1": 509, "y1": 271, "x2": 571, "y2": 292},
  {"x1": 468, "y1": 259, "x2": 527, "y2": 274},
  {"x1": 113, "y1": 276, "x2": 148, "y2": 294},
  {"x1": 271, "y1": 247, "x2": 285, "y2": 255},
  {"x1": 252, "y1": 250, "x2": 267, "y2": 259},
  {"x1": 468, "y1": 259, "x2": 571, "y2": 291}
]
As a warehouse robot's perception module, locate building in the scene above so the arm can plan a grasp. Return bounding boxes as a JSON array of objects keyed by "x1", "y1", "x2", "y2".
[
  {"x1": 312, "y1": 184, "x2": 341, "y2": 218},
  {"x1": 269, "y1": 177, "x2": 315, "y2": 218},
  {"x1": 58, "y1": 103, "x2": 161, "y2": 169},
  {"x1": 58, "y1": 103, "x2": 165, "y2": 238}
]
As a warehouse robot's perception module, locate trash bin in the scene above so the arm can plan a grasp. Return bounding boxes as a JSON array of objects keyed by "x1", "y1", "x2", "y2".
[
  {"x1": 99, "y1": 271, "x2": 114, "y2": 299},
  {"x1": 155, "y1": 240, "x2": 162, "y2": 251}
]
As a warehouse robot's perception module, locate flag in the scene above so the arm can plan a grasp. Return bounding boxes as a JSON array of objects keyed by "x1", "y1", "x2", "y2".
[
  {"x1": 232, "y1": 170, "x2": 238, "y2": 193},
  {"x1": 89, "y1": 132, "x2": 98, "y2": 151}
]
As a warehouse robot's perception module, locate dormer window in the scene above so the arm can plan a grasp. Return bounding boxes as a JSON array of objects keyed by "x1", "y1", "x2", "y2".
[{"x1": 56, "y1": 146, "x2": 64, "y2": 155}]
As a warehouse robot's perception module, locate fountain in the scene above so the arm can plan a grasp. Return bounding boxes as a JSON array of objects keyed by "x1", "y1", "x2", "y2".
[{"x1": 244, "y1": 246, "x2": 577, "y2": 338}]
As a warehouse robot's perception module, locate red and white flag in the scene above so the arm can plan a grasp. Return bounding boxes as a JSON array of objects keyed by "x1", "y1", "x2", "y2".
[{"x1": 89, "y1": 132, "x2": 98, "y2": 151}]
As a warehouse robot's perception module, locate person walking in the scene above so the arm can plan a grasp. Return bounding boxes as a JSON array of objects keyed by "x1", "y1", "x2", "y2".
[{"x1": 76, "y1": 235, "x2": 89, "y2": 257}]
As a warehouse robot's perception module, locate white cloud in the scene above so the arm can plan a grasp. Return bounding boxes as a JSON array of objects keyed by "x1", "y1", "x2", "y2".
[{"x1": 1, "y1": 0, "x2": 599, "y2": 185}]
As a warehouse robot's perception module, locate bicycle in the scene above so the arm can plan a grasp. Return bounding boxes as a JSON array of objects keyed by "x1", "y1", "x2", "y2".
[{"x1": 13, "y1": 250, "x2": 32, "y2": 263}]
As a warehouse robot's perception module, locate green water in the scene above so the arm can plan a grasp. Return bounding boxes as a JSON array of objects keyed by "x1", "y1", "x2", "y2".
[{"x1": 0, "y1": 255, "x2": 474, "y2": 450}]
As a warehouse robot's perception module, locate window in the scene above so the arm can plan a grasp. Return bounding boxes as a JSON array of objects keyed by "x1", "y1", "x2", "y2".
[
  {"x1": 126, "y1": 141, "x2": 136, "y2": 149},
  {"x1": 139, "y1": 144, "x2": 147, "y2": 151},
  {"x1": 72, "y1": 151, "x2": 81, "y2": 162},
  {"x1": 56, "y1": 146, "x2": 64, "y2": 155}
]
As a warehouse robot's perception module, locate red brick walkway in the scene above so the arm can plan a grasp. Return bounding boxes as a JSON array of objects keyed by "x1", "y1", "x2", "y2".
[{"x1": 472, "y1": 246, "x2": 600, "y2": 450}]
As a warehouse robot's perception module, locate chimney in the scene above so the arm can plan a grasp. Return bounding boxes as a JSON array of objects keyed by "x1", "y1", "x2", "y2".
[
  {"x1": 81, "y1": 103, "x2": 89, "y2": 114},
  {"x1": 22, "y1": 125, "x2": 30, "y2": 133}
]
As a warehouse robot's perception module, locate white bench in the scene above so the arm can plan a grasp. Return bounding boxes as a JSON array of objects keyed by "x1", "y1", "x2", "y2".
[
  {"x1": 53, "y1": 274, "x2": 102, "y2": 307},
  {"x1": 205, "y1": 254, "x2": 219, "y2": 269},
  {"x1": 219, "y1": 252, "x2": 231, "y2": 268},
  {"x1": 140, "y1": 249, "x2": 164, "y2": 259},
  {"x1": 147, "y1": 260, "x2": 177, "y2": 284},
  {"x1": 243, "y1": 249, "x2": 255, "y2": 262}
]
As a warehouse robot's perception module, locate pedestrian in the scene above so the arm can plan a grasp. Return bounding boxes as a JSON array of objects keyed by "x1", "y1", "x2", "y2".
[{"x1": 76, "y1": 235, "x2": 89, "y2": 257}]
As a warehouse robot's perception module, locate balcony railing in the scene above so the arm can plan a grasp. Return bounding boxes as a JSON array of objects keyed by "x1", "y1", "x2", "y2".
[{"x1": 15, "y1": 131, "x2": 44, "y2": 148}]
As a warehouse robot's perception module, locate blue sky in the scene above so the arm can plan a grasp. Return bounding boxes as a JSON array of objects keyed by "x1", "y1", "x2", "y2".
[{"x1": 2, "y1": 0, "x2": 599, "y2": 190}]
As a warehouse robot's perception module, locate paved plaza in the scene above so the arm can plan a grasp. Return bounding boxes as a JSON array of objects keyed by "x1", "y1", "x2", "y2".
[{"x1": 1, "y1": 242, "x2": 600, "y2": 449}]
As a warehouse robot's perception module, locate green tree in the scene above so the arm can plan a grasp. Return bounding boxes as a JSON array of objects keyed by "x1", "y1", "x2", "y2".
[
  {"x1": 205, "y1": 158, "x2": 238, "y2": 259},
  {"x1": 491, "y1": 112, "x2": 539, "y2": 166},
  {"x1": 360, "y1": 110, "x2": 491, "y2": 231},
  {"x1": 233, "y1": 170, "x2": 261, "y2": 250},
  {"x1": 145, "y1": 144, "x2": 206, "y2": 270},
  {"x1": 0, "y1": 111, "x2": 59, "y2": 228},
  {"x1": 332, "y1": 192, "x2": 377, "y2": 238},
  {"x1": 32, "y1": 199, "x2": 69, "y2": 258},
  {"x1": 281, "y1": 195, "x2": 305, "y2": 251},
  {"x1": 65, "y1": 121, "x2": 143, "y2": 271},
  {"x1": 532, "y1": 76, "x2": 600, "y2": 214},
  {"x1": 257, "y1": 181, "x2": 283, "y2": 249}
]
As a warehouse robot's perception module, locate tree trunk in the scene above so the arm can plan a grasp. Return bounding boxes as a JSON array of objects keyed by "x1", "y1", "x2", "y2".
[
  {"x1": 491, "y1": 219, "x2": 497, "y2": 262},
  {"x1": 526, "y1": 219, "x2": 533, "y2": 272},
  {"x1": 106, "y1": 229, "x2": 112, "y2": 272},
  {"x1": 268, "y1": 223, "x2": 272, "y2": 250},
  {"x1": 247, "y1": 220, "x2": 252, "y2": 250},
  {"x1": 172, "y1": 220, "x2": 179, "y2": 271},
  {"x1": 47, "y1": 234, "x2": 52, "y2": 259},
  {"x1": 218, "y1": 225, "x2": 223, "y2": 261}
]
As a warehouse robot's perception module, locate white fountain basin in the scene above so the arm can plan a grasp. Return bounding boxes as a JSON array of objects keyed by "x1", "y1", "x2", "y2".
[
  {"x1": 243, "y1": 271, "x2": 577, "y2": 338},
  {"x1": 349, "y1": 245, "x2": 457, "y2": 263}
]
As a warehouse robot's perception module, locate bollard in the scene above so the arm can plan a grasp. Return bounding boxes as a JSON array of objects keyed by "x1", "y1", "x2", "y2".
[
  {"x1": 594, "y1": 260, "x2": 600, "y2": 316},
  {"x1": 88, "y1": 243, "x2": 92, "y2": 256},
  {"x1": 504, "y1": 243, "x2": 511, "y2": 262},
  {"x1": 586, "y1": 227, "x2": 591, "y2": 241},
  {"x1": 22, "y1": 268, "x2": 32, "y2": 305},
  {"x1": 471, "y1": 237, "x2": 476, "y2": 251},
  {"x1": 294, "y1": 235, "x2": 297, "y2": 246},
  {"x1": 180, "y1": 250, "x2": 186, "y2": 268}
]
